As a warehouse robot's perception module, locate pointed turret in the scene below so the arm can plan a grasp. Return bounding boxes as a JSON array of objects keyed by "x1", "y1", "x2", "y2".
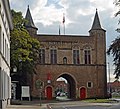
[
  {"x1": 89, "y1": 9, "x2": 106, "y2": 66},
  {"x1": 89, "y1": 9, "x2": 105, "y2": 32},
  {"x1": 24, "y1": 5, "x2": 38, "y2": 36}
]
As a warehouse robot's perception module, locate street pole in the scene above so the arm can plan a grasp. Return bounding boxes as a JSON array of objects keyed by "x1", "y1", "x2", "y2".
[
  {"x1": 40, "y1": 89, "x2": 42, "y2": 106},
  {"x1": 40, "y1": 88, "x2": 42, "y2": 106},
  {"x1": 108, "y1": 62, "x2": 111, "y2": 93},
  {"x1": 35, "y1": 80, "x2": 43, "y2": 106}
]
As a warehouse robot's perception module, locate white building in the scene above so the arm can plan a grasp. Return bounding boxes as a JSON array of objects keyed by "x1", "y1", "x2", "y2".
[{"x1": 0, "y1": 0, "x2": 13, "y2": 108}]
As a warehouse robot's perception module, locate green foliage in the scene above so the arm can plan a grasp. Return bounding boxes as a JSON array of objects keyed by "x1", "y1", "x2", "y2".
[
  {"x1": 107, "y1": 37, "x2": 120, "y2": 79},
  {"x1": 10, "y1": 10, "x2": 40, "y2": 80},
  {"x1": 11, "y1": 10, "x2": 26, "y2": 29},
  {"x1": 107, "y1": 0, "x2": 120, "y2": 79},
  {"x1": 82, "y1": 99, "x2": 113, "y2": 103}
]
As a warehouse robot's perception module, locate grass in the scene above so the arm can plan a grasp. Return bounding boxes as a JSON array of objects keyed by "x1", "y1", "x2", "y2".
[
  {"x1": 112, "y1": 96, "x2": 120, "y2": 98},
  {"x1": 82, "y1": 99, "x2": 113, "y2": 103}
]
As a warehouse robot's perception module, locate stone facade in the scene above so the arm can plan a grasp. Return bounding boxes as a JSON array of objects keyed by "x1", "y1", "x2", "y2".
[
  {"x1": 0, "y1": 0, "x2": 13, "y2": 108},
  {"x1": 25, "y1": 7, "x2": 107, "y2": 99}
]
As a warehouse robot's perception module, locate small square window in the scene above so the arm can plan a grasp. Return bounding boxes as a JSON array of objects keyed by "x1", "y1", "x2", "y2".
[{"x1": 87, "y1": 82, "x2": 93, "y2": 88}]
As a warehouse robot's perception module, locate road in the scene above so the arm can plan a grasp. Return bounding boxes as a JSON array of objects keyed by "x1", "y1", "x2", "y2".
[
  {"x1": 6, "y1": 98, "x2": 120, "y2": 109},
  {"x1": 51, "y1": 104, "x2": 120, "y2": 109}
]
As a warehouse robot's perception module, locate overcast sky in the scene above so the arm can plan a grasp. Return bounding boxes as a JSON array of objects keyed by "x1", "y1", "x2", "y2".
[{"x1": 9, "y1": 0, "x2": 119, "y2": 81}]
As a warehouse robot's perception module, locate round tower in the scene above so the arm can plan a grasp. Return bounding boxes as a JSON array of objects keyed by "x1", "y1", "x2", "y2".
[
  {"x1": 24, "y1": 6, "x2": 38, "y2": 36},
  {"x1": 89, "y1": 9, "x2": 107, "y2": 98},
  {"x1": 89, "y1": 9, "x2": 106, "y2": 65}
]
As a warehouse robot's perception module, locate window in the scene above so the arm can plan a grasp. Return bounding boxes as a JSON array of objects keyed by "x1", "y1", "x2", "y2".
[
  {"x1": 39, "y1": 49, "x2": 45, "y2": 64},
  {"x1": 0, "y1": 3, "x2": 1, "y2": 14},
  {"x1": 8, "y1": 48, "x2": 10, "y2": 65},
  {"x1": 0, "y1": 68, "x2": 1, "y2": 98},
  {"x1": 0, "y1": 26, "x2": 1, "y2": 52},
  {"x1": 3, "y1": 33, "x2": 4, "y2": 55},
  {"x1": 84, "y1": 49, "x2": 91, "y2": 64},
  {"x1": 73, "y1": 50, "x2": 79, "y2": 64},
  {"x1": 5, "y1": 39, "x2": 6, "y2": 58},
  {"x1": 50, "y1": 49, "x2": 57, "y2": 64},
  {"x1": 63, "y1": 57, "x2": 67, "y2": 64},
  {"x1": 6, "y1": 44, "x2": 8, "y2": 61},
  {"x1": 87, "y1": 82, "x2": 93, "y2": 88},
  {"x1": 1, "y1": 12, "x2": 4, "y2": 20}
]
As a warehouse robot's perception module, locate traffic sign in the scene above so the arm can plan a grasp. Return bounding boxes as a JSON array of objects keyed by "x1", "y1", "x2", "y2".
[{"x1": 35, "y1": 80, "x2": 43, "y2": 89}]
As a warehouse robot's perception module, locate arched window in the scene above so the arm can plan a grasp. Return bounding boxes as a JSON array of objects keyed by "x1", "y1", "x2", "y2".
[
  {"x1": 39, "y1": 49, "x2": 45, "y2": 64},
  {"x1": 73, "y1": 50, "x2": 80, "y2": 64},
  {"x1": 84, "y1": 47, "x2": 91, "y2": 64},
  {"x1": 50, "y1": 49, "x2": 57, "y2": 64},
  {"x1": 63, "y1": 57, "x2": 67, "y2": 64}
]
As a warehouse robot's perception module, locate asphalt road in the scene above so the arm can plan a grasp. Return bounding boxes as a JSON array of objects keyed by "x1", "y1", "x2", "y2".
[
  {"x1": 6, "y1": 98, "x2": 120, "y2": 109},
  {"x1": 52, "y1": 106, "x2": 107, "y2": 109},
  {"x1": 52, "y1": 104, "x2": 120, "y2": 109}
]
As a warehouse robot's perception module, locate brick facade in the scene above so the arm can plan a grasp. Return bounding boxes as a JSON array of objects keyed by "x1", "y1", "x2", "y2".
[{"x1": 25, "y1": 7, "x2": 107, "y2": 99}]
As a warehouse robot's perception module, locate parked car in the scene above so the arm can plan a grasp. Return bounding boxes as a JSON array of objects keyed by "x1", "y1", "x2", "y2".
[
  {"x1": 60, "y1": 92, "x2": 66, "y2": 96},
  {"x1": 112, "y1": 92, "x2": 120, "y2": 97},
  {"x1": 57, "y1": 92, "x2": 66, "y2": 96}
]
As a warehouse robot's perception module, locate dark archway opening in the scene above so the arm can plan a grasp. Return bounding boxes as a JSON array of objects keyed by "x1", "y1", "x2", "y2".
[{"x1": 55, "y1": 74, "x2": 76, "y2": 99}]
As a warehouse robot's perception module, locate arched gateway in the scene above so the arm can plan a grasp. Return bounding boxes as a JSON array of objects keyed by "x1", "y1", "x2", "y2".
[
  {"x1": 24, "y1": 7, "x2": 107, "y2": 100},
  {"x1": 56, "y1": 73, "x2": 76, "y2": 99},
  {"x1": 45, "y1": 73, "x2": 76, "y2": 100}
]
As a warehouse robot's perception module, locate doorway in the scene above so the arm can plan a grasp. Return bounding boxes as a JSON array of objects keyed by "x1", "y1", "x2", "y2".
[
  {"x1": 46, "y1": 86, "x2": 52, "y2": 100},
  {"x1": 80, "y1": 87, "x2": 86, "y2": 100}
]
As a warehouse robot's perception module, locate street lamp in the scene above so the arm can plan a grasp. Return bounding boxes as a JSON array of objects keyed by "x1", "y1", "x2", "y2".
[
  {"x1": 11, "y1": 66, "x2": 17, "y2": 76},
  {"x1": 13, "y1": 66, "x2": 17, "y2": 73},
  {"x1": 11, "y1": 66, "x2": 17, "y2": 100}
]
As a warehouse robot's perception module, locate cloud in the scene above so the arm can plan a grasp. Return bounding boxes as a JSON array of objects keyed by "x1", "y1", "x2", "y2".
[
  {"x1": 10, "y1": 0, "x2": 116, "y2": 34},
  {"x1": 10, "y1": 0, "x2": 117, "y2": 44},
  {"x1": 9, "y1": 0, "x2": 119, "y2": 81},
  {"x1": 10, "y1": 0, "x2": 117, "y2": 41},
  {"x1": 32, "y1": 6, "x2": 64, "y2": 26},
  {"x1": 30, "y1": 0, "x2": 65, "y2": 26},
  {"x1": 90, "y1": 0, "x2": 114, "y2": 10},
  {"x1": 45, "y1": 0, "x2": 63, "y2": 9}
]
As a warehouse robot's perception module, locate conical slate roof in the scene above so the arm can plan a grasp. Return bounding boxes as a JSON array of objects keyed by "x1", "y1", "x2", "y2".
[
  {"x1": 91, "y1": 9, "x2": 102, "y2": 30},
  {"x1": 25, "y1": 6, "x2": 37, "y2": 29}
]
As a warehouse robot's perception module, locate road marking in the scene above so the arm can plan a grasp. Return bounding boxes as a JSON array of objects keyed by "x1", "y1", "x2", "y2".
[
  {"x1": 47, "y1": 104, "x2": 52, "y2": 109},
  {"x1": 62, "y1": 106, "x2": 68, "y2": 109}
]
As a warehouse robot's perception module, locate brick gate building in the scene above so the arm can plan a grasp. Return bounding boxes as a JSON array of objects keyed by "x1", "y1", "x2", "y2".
[{"x1": 25, "y1": 7, "x2": 107, "y2": 100}]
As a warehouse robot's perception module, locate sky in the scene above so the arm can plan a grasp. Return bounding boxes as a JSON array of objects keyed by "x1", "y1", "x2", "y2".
[{"x1": 9, "y1": 0, "x2": 119, "y2": 82}]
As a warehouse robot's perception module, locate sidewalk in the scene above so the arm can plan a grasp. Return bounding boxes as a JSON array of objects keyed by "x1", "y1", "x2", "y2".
[
  {"x1": 6, "y1": 100, "x2": 51, "y2": 109},
  {"x1": 6, "y1": 104, "x2": 47, "y2": 109},
  {"x1": 48, "y1": 100, "x2": 118, "y2": 108},
  {"x1": 6, "y1": 99, "x2": 120, "y2": 109},
  {"x1": 111, "y1": 98, "x2": 120, "y2": 102}
]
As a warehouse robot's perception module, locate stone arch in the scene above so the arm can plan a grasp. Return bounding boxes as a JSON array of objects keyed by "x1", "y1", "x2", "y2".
[
  {"x1": 55, "y1": 73, "x2": 77, "y2": 99},
  {"x1": 83, "y1": 44, "x2": 92, "y2": 49}
]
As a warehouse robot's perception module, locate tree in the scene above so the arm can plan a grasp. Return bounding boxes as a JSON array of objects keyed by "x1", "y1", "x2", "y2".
[
  {"x1": 107, "y1": 0, "x2": 120, "y2": 79},
  {"x1": 10, "y1": 10, "x2": 40, "y2": 85}
]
